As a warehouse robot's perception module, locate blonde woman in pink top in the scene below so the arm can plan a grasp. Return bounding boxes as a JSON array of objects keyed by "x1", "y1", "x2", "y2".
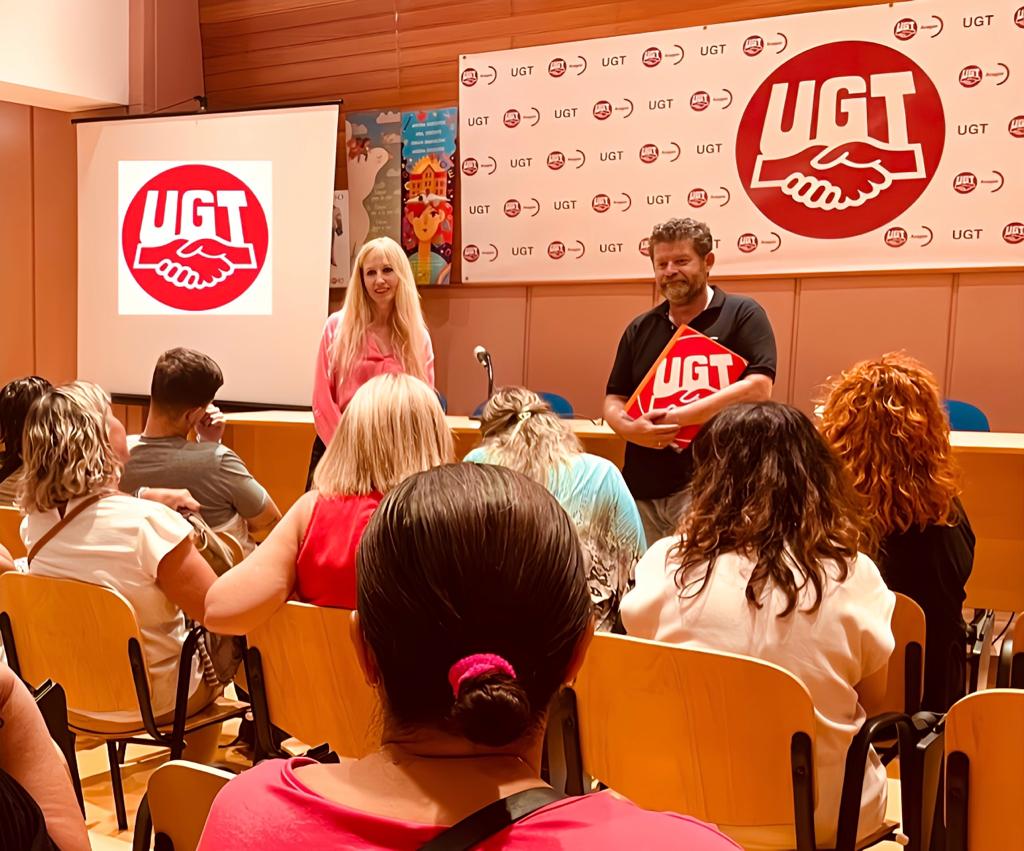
[
  {"x1": 198, "y1": 465, "x2": 739, "y2": 851},
  {"x1": 310, "y1": 237, "x2": 435, "y2": 478}
]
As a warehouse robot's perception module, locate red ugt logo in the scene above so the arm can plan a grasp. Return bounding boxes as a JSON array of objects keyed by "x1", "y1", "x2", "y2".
[
  {"x1": 736, "y1": 42, "x2": 944, "y2": 239},
  {"x1": 122, "y1": 165, "x2": 268, "y2": 311}
]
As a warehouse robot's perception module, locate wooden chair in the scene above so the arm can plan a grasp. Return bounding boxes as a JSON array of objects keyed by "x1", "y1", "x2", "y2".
[
  {"x1": 0, "y1": 505, "x2": 26, "y2": 559},
  {"x1": 0, "y1": 572, "x2": 246, "y2": 830},
  {"x1": 245, "y1": 601, "x2": 379, "y2": 760},
  {"x1": 866, "y1": 592, "x2": 926, "y2": 718},
  {"x1": 945, "y1": 689, "x2": 1024, "y2": 850},
  {"x1": 144, "y1": 760, "x2": 233, "y2": 851},
  {"x1": 550, "y1": 633, "x2": 928, "y2": 851}
]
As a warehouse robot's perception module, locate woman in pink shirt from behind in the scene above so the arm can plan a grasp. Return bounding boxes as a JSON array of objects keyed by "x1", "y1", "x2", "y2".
[
  {"x1": 309, "y1": 236, "x2": 435, "y2": 481},
  {"x1": 199, "y1": 464, "x2": 738, "y2": 851},
  {"x1": 203, "y1": 373, "x2": 453, "y2": 632}
]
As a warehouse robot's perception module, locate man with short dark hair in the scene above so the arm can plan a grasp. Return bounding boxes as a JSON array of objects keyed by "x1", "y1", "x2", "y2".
[
  {"x1": 121, "y1": 348, "x2": 281, "y2": 548},
  {"x1": 604, "y1": 217, "x2": 777, "y2": 543}
]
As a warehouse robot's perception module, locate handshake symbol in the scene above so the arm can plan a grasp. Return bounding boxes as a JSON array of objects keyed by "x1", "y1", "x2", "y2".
[
  {"x1": 134, "y1": 237, "x2": 257, "y2": 290},
  {"x1": 750, "y1": 140, "x2": 926, "y2": 211}
]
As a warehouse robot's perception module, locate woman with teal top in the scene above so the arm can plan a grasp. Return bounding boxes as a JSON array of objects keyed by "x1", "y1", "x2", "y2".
[{"x1": 464, "y1": 387, "x2": 645, "y2": 630}]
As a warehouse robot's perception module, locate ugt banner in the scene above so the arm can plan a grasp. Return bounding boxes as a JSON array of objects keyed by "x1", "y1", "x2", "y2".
[{"x1": 459, "y1": 0, "x2": 1023, "y2": 281}]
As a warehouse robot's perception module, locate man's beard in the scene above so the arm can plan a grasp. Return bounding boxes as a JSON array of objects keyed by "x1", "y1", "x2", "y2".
[{"x1": 661, "y1": 275, "x2": 705, "y2": 305}]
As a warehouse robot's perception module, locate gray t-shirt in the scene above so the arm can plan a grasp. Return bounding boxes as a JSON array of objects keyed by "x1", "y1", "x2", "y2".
[{"x1": 120, "y1": 436, "x2": 269, "y2": 528}]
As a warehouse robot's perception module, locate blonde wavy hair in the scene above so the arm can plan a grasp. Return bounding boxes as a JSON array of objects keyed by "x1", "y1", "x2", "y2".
[
  {"x1": 477, "y1": 388, "x2": 581, "y2": 485},
  {"x1": 819, "y1": 353, "x2": 960, "y2": 554},
  {"x1": 313, "y1": 373, "x2": 453, "y2": 495},
  {"x1": 18, "y1": 381, "x2": 121, "y2": 513},
  {"x1": 333, "y1": 237, "x2": 430, "y2": 384}
]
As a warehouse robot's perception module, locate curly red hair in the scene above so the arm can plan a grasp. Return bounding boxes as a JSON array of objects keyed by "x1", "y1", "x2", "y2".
[{"x1": 819, "y1": 353, "x2": 960, "y2": 554}]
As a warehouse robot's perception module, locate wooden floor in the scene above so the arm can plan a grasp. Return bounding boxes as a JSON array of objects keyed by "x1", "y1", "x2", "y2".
[{"x1": 83, "y1": 717, "x2": 251, "y2": 849}]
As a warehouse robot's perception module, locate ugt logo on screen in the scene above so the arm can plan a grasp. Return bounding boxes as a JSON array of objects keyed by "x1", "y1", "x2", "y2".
[
  {"x1": 736, "y1": 42, "x2": 945, "y2": 239},
  {"x1": 119, "y1": 162, "x2": 271, "y2": 313}
]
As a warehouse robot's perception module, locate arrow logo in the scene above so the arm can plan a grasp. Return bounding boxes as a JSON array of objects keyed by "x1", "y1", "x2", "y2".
[
  {"x1": 567, "y1": 150, "x2": 586, "y2": 169},
  {"x1": 910, "y1": 226, "x2": 934, "y2": 247},
  {"x1": 614, "y1": 193, "x2": 632, "y2": 211},
  {"x1": 570, "y1": 241, "x2": 585, "y2": 258},
  {"x1": 483, "y1": 244, "x2": 498, "y2": 261},
  {"x1": 569, "y1": 56, "x2": 587, "y2": 75},
  {"x1": 524, "y1": 198, "x2": 541, "y2": 217},
  {"x1": 709, "y1": 187, "x2": 731, "y2": 206},
  {"x1": 762, "y1": 231, "x2": 782, "y2": 252},
  {"x1": 979, "y1": 171, "x2": 1004, "y2": 192},
  {"x1": 712, "y1": 89, "x2": 734, "y2": 109},
  {"x1": 920, "y1": 15, "x2": 944, "y2": 37},
  {"x1": 766, "y1": 32, "x2": 788, "y2": 53}
]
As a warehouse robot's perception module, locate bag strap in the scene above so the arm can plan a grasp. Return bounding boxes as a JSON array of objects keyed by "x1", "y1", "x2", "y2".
[
  {"x1": 417, "y1": 787, "x2": 567, "y2": 851},
  {"x1": 27, "y1": 492, "x2": 108, "y2": 565}
]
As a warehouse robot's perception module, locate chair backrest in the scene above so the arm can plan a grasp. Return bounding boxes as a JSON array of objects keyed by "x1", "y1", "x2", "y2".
[
  {"x1": 0, "y1": 572, "x2": 148, "y2": 711},
  {"x1": 1010, "y1": 614, "x2": 1024, "y2": 688},
  {"x1": 945, "y1": 690, "x2": 1024, "y2": 850},
  {"x1": 0, "y1": 505, "x2": 26, "y2": 559},
  {"x1": 944, "y1": 399, "x2": 990, "y2": 432},
  {"x1": 866, "y1": 592, "x2": 926, "y2": 716},
  {"x1": 147, "y1": 760, "x2": 233, "y2": 851},
  {"x1": 246, "y1": 601, "x2": 379, "y2": 757},
  {"x1": 538, "y1": 392, "x2": 574, "y2": 418},
  {"x1": 572, "y1": 633, "x2": 816, "y2": 826}
]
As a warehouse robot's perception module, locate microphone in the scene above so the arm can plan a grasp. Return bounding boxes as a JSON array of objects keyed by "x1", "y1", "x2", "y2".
[{"x1": 473, "y1": 345, "x2": 494, "y2": 402}]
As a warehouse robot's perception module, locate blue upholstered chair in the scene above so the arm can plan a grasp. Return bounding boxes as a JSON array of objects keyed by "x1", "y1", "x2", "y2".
[{"x1": 944, "y1": 399, "x2": 990, "y2": 432}]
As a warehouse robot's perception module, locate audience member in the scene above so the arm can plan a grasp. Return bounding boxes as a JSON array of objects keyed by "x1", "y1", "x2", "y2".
[
  {"x1": 621, "y1": 402, "x2": 894, "y2": 850},
  {"x1": 121, "y1": 348, "x2": 281, "y2": 554},
  {"x1": 18, "y1": 382, "x2": 220, "y2": 723},
  {"x1": 309, "y1": 236, "x2": 435, "y2": 483},
  {"x1": 204, "y1": 373, "x2": 453, "y2": 633},
  {"x1": 0, "y1": 376, "x2": 52, "y2": 505},
  {"x1": 198, "y1": 464, "x2": 738, "y2": 850},
  {"x1": 0, "y1": 662, "x2": 90, "y2": 851},
  {"x1": 820, "y1": 353, "x2": 974, "y2": 711},
  {"x1": 465, "y1": 387, "x2": 645, "y2": 630}
]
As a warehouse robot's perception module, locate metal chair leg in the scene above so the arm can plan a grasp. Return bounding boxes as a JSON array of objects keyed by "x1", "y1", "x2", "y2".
[
  {"x1": 132, "y1": 793, "x2": 153, "y2": 851},
  {"x1": 106, "y1": 739, "x2": 129, "y2": 830}
]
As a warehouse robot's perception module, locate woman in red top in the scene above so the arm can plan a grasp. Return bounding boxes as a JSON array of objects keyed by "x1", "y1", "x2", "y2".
[
  {"x1": 204, "y1": 373, "x2": 453, "y2": 632},
  {"x1": 198, "y1": 464, "x2": 739, "y2": 850}
]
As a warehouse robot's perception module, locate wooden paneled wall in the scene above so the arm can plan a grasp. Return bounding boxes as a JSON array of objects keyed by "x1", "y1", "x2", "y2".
[{"x1": 198, "y1": 0, "x2": 889, "y2": 114}]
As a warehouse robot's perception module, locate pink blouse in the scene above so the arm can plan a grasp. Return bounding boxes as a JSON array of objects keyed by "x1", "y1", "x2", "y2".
[
  {"x1": 197, "y1": 758, "x2": 740, "y2": 850},
  {"x1": 312, "y1": 311, "x2": 436, "y2": 444}
]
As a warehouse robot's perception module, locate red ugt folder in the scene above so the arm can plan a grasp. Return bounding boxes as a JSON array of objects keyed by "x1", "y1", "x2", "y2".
[{"x1": 625, "y1": 325, "x2": 748, "y2": 449}]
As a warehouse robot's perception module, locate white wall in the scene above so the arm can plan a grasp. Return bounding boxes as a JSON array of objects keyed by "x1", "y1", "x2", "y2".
[{"x1": 0, "y1": 0, "x2": 128, "y2": 110}]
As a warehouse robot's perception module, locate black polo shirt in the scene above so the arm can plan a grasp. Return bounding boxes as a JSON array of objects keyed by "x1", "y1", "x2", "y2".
[{"x1": 606, "y1": 286, "x2": 777, "y2": 500}]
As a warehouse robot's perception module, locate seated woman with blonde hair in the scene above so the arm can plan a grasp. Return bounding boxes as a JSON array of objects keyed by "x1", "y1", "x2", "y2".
[
  {"x1": 621, "y1": 402, "x2": 894, "y2": 849},
  {"x1": 204, "y1": 372, "x2": 453, "y2": 633},
  {"x1": 18, "y1": 382, "x2": 219, "y2": 722},
  {"x1": 465, "y1": 387, "x2": 645, "y2": 630},
  {"x1": 820, "y1": 353, "x2": 974, "y2": 711}
]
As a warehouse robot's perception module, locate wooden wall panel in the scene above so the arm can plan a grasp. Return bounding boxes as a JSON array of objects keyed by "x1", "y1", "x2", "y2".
[
  {"x1": 31, "y1": 109, "x2": 78, "y2": 384},
  {"x1": 0, "y1": 102, "x2": 36, "y2": 384},
  {"x1": 525, "y1": 283, "x2": 654, "y2": 418},
  {"x1": 791, "y1": 275, "x2": 955, "y2": 415}
]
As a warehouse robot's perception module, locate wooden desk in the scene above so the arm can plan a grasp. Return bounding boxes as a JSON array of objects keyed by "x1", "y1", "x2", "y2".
[
  {"x1": 223, "y1": 413, "x2": 1024, "y2": 612},
  {"x1": 222, "y1": 412, "x2": 624, "y2": 518}
]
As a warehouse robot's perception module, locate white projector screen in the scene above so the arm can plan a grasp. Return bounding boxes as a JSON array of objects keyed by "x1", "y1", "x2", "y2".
[{"x1": 76, "y1": 104, "x2": 338, "y2": 407}]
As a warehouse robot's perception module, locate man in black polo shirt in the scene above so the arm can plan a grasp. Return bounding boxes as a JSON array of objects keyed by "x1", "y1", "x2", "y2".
[{"x1": 604, "y1": 217, "x2": 777, "y2": 543}]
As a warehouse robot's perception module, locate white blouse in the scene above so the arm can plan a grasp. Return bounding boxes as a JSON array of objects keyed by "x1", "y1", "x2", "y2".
[
  {"x1": 22, "y1": 493, "x2": 200, "y2": 722},
  {"x1": 621, "y1": 537, "x2": 895, "y2": 850}
]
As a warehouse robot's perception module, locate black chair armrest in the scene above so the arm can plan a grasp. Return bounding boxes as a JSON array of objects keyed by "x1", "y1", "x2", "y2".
[
  {"x1": 996, "y1": 636, "x2": 1013, "y2": 688},
  {"x1": 129, "y1": 624, "x2": 202, "y2": 749},
  {"x1": 834, "y1": 712, "x2": 916, "y2": 851}
]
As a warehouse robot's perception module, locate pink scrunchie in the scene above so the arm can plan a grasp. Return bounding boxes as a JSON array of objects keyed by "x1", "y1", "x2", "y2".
[{"x1": 448, "y1": 653, "x2": 517, "y2": 698}]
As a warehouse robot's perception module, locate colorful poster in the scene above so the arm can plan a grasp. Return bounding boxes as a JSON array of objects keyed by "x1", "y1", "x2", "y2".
[
  {"x1": 459, "y1": 0, "x2": 1024, "y2": 281},
  {"x1": 626, "y1": 327, "x2": 747, "y2": 449},
  {"x1": 401, "y1": 107, "x2": 457, "y2": 285},
  {"x1": 330, "y1": 189, "x2": 350, "y2": 289},
  {"x1": 345, "y1": 110, "x2": 401, "y2": 262}
]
